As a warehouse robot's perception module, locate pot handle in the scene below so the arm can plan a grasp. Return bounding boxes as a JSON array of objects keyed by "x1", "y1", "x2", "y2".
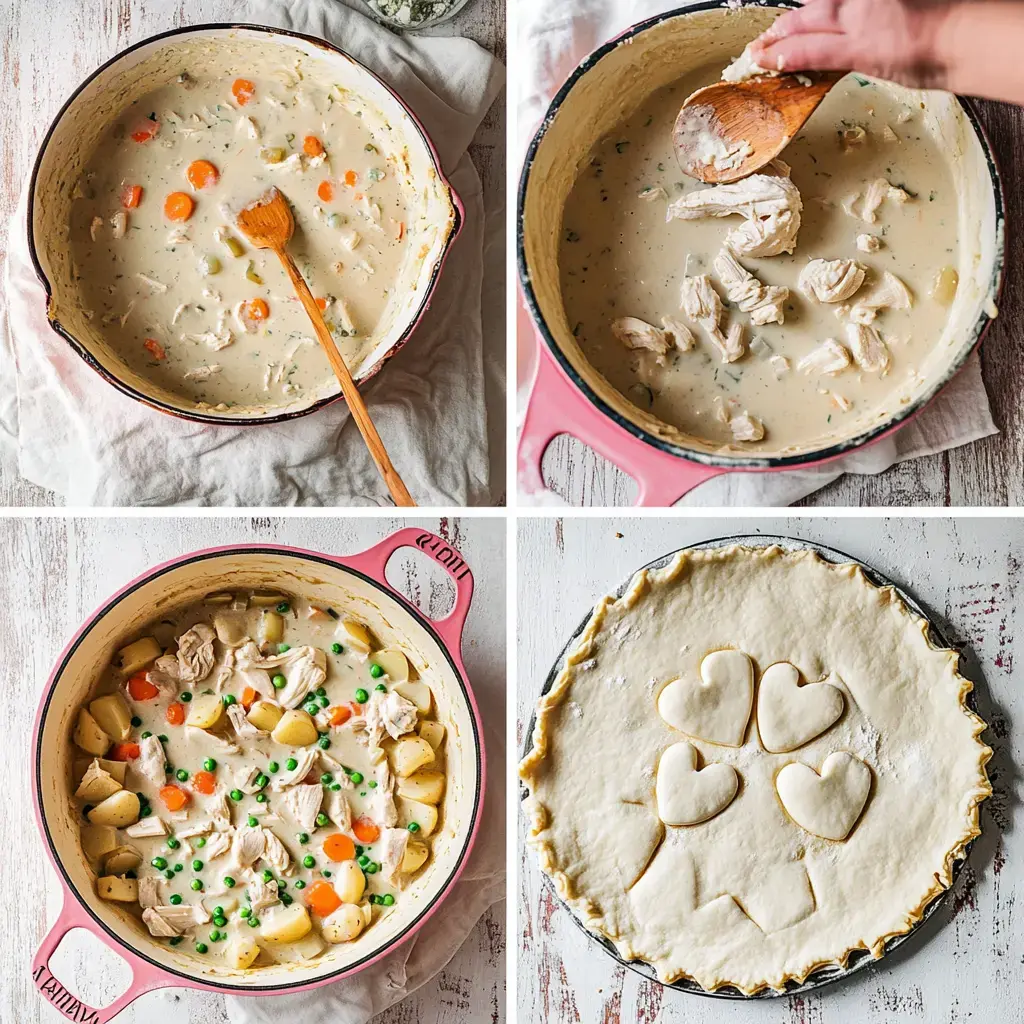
[
  {"x1": 33, "y1": 892, "x2": 172, "y2": 1024},
  {"x1": 343, "y1": 527, "x2": 474, "y2": 656},
  {"x1": 517, "y1": 344, "x2": 726, "y2": 507}
]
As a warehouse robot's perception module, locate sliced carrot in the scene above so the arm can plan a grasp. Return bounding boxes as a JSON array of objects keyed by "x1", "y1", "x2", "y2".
[
  {"x1": 164, "y1": 191, "x2": 195, "y2": 222},
  {"x1": 315, "y1": 297, "x2": 328, "y2": 313},
  {"x1": 396, "y1": 221, "x2": 405, "y2": 242},
  {"x1": 305, "y1": 879, "x2": 342, "y2": 918},
  {"x1": 143, "y1": 338, "x2": 166, "y2": 361},
  {"x1": 121, "y1": 184, "x2": 143, "y2": 209},
  {"x1": 186, "y1": 159, "x2": 220, "y2": 190},
  {"x1": 128, "y1": 671, "x2": 160, "y2": 701},
  {"x1": 353, "y1": 192, "x2": 364, "y2": 201},
  {"x1": 192, "y1": 771, "x2": 216, "y2": 795},
  {"x1": 323, "y1": 833, "x2": 356, "y2": 862},
  {"x1": 108, "y1": 741, "x2": 140, "y2": 762},
  {"x1": 159, "y1": 785, "x2": 190, "y2": 812},
  {"x1": 317, "y1": 180, "x2": 334, "y2": 203},
  {"x1": 232, "y1": 78, "x2": 256, "y2": 106},
  {"x1": 343, "y1": 170, "x2": 358, "y2": 187},
  {"x1": 303, "y1": 135, "x2": 325, "y2": 158},
  {"x1": 130, "y1": 117, "x2": 160, "y2": 143},
  {"x1": 328, "y1": 704, "x2": 352, "y2": 727},
  {"x1": 352, "y1": 817, "x2": 380, "y2": 844},
  {"x1": 165, "y1": 702, "x2": 185, "y2": 726},
  {"x1": 246, "y1": 298, "x2": 270, "y2": 321},
  {"x1": 241, "y1": 686, "x2": 258, "y2": 710}
]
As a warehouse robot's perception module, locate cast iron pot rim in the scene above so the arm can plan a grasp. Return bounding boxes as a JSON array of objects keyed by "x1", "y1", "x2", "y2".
[{"x1": 516, "y1": 0, "x2": 1007, "y2": 470}]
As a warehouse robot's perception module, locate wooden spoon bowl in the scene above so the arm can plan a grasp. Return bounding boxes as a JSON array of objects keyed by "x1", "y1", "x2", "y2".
[{"x1": 675, "y1": 72, "x2": 845, "y2": 184}]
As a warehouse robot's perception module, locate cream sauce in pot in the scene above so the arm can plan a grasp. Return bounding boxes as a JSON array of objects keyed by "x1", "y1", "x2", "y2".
[
  {"x1": 559, "y1": 66, "x2": 960, "y2": 453},
  {"x1": 70, "y1": 67, "x2": 409, "y2": 410}
]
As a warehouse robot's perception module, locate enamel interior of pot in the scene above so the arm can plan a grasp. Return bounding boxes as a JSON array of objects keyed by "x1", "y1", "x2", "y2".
[
  {"x1": 37, "y1": 551, "x2": 480, "y2": 987},
  {"x1": 521, "y1": 5, "x2": 1000, "y2": 460},
  {"x1": 32, "y1": 28, "x2": 456, "y2": 420}
]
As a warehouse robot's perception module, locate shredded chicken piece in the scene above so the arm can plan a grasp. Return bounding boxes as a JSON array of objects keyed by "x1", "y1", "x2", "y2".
[
  {"x1": 90, "y1": 216, "x2": 103, "y2": 241},
  {"x1": 797, "y1": 338, "x2": 852, "y2": 376},
  {"x1": 798, "y1": 259, "x2": 867, "y2": 304},
  {"x1": 637, "y1": 186, "x2": 668, "y2": 201},
  {"x1": 680, "y1": 275, "x2": 747, "y2": 363},
  {"x1": 660, "y1": 316, "x2": 695, "y2": 352},
  {"x1": 247, "y1": 877, "x2": 280, "y2": 915},
  {"x1": 859, "y1": 177, "x2": 913, "y2": 223},
  {"x1": 270, "y1": 748, "x2": 318, "y2": 790},
  {"x1": 184, "y1": 728, "x2": 240, "y2": 757},
  {"x1": 326, "y1": 787, "x2": 354, "y2": 833},
  {"x1": 362, "y1": 691, "x2": 420, "y2": 749},
  {"x1": 610, "y1": 317, "x2": 670, "y2": 361},
  {"x1": 714, "y1": 397, "x2": 766, "y2": 442},
  {"x1": 175, "y1": 624, "x2": 216, "y2": 684},
  {"x1": 133, "y1": 735, "x2": 166, "y2": 787},
  {"x1": 138, "y1": 876, "x2": 164, "y2": 909},
  {"x1": 378, "y1": 828, "x2": 410, "y2": 884},
  {"x1": 208, "y1": 792, "x2": 233, "y2": 831},
  {"x1": 667, "y1": 173, "x2": 802, "y2": 257},
  {"x1": 770, "y1": 354, "x2": 790, "y2": 378},
  {"x1": 234, "y1": 643, "x2": 327, "y2": 709},
  {"x1": 203, "y1": 831, "x2": 232, "y2": 860},
  {"x1": 227, "y1": 702, "x2": 262, "y2": 740},
  {"x1": 125, "y1": 817, "x2": 167, "y2": 839},
  {"x1": 235, "y1": 764, "x2": 265, "y2": 795},
  {"x1": 278, "y1": 784, "x2": 324, "y2": 831},
  {"x1": 232, "y1": 827, "x2": 266, "y2": 868},
  {"x1": 110, "y1": 212, "x2": 128, "y2": 240},
  {"x1": 845, "y1": 323, "x2": 892, "y2": 373},
  {"x1": 847, "y1": 270, "x2": 913, "y2": 323},
  {"x1": 830, "y1": 391, "x2": 853, "y2": 411},
  {"x1": 261, "y1": 828, "x2": 292, "y2": 875},
  {"x1": 713, "y1": 249, "x2": 789, "y2": 325},
  {"x1": 142, "y1": 903, "x2": 210, "y2": 938},
  {"x1": 372, "y1": 765, "x2": 399, "y2": 828},
  {"x1": 183, "y1": 364, "x2": 222, "y2": 382},
  {"x1": 857, "y1": 234, "x2": 883, "y2": 253}
]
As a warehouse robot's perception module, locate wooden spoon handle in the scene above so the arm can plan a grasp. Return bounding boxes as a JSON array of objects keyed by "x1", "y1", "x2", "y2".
[{"x1": 274, "y1": 248, "x2": 416, "y2": 507}]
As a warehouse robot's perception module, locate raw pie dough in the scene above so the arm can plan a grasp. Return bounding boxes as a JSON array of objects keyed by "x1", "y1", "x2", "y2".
[{"x1": 519, "y1": 545, "x2": 992, "y2": 993}]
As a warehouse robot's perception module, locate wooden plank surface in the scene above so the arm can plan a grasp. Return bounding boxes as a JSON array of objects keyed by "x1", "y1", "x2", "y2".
[
  {"x1": 0, "y1": 0, "x2": 505, "y2": 508},
  {"x1": 517, "y1": 516, "x2": 1022, "y2": 1022},
  {"x1": 0, "y1": 515, "x2": 505, "y2": 1024},
  {"x1": 532, "y1": 94, "x2": 1024, "y2": 507}
]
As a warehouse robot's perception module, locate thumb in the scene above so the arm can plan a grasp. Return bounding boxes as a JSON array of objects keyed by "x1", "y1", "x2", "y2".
[{"x1": 751, "y1": 34, "x2": 858, "y2": 74}]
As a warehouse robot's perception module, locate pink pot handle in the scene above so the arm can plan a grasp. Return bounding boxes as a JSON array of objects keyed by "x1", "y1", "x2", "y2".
[
  {"x1": 517, "y1": 346, "x2": 725, "y2": 507},
  {"x1": 33, "y1": 891, "x2": 172, "y2": 1024},
  {"x1": 343, "y1": 527, "x2": 474, "y2": 656}
]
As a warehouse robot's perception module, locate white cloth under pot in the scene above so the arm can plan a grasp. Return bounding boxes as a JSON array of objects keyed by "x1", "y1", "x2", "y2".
[{"x1": 0, "y1": 0, "x2": 505, "y2": 506}]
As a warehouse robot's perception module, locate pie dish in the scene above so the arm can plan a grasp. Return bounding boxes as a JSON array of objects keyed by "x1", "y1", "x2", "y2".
[{"x1": 520, "y1": 541, "x2": 992, "y2": 994}]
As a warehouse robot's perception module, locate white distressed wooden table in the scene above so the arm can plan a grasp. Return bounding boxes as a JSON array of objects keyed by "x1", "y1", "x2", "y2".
[
  {"x1": 517, "y1": 516, "x2": 1021, "y2": 1023},
  {"x1": 0, "y1": 515, "x2": 505, "y2": 1024},
  {"x1": 0, "y1": 0, "x2": 506, "y2": 507}
]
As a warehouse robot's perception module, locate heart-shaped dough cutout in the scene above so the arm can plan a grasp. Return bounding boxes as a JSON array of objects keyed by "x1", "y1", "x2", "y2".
[
  {"x1": 658, "y1": 649, "x2": 753, "y2": 746},
  {"x1": 656, "y1": 741, "x2": 739, "y2": 825},
  {"x1": 757, "y1": 662, "x2": 845, "y2": 753},
  {"x1": 775, "y1": 751, "x2": 871, "y2": 841}
]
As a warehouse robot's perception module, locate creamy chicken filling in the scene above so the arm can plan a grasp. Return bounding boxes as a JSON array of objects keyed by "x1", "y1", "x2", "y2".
[{"x1": 72, "y1": 591, "x2": 444, "y2": 968}]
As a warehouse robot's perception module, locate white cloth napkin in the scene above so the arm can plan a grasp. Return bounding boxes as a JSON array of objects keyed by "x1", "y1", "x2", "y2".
[
  {"x1": 516, "y1": 0, "x2": 998, "y2": 507},
  {"x1": 0, "y1": 0, "x2": 504, "y2": 506}
]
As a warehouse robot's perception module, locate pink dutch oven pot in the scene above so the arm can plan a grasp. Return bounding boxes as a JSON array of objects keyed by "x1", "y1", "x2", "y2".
[
  {"x1": 32, "y1": 529, "x2": 484, "y2": 1023},
  {"x1": 517, "y1": 0, "x2": 1006, "y2": 506}
]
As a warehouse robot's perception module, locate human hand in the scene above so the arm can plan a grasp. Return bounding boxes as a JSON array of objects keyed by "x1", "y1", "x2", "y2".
[{"x1": 749, "y1": 0, "x2": 954, "y2": 90}]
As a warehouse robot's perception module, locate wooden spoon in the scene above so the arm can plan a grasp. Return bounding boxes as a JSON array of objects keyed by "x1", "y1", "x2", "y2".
[
  {"x1": 674, "y1": 72, "x2": 846, "y2": 184},
  {"x1": 236, "y1": 187, "x2": 416, "y2": 507}
]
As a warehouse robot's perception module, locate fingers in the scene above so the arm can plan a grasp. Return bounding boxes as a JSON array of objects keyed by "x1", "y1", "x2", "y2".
[
  {"x1": 759, "y1": 0, "x2": 844, "y2": 43},
  {"x1": 752, "y1": 33, "x2": 859, "y2": 74}
]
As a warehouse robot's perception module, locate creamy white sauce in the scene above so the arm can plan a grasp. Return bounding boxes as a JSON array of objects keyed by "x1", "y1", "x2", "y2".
[
  {"x1": 70, "y1": 68, "x2": 409, "y2": 409},
  {"x1": 72, "y1": 591, "x2": 443, "y2": 968},
  {"x1": 559, "y1": 67, "x2": 959, "y2": 452}
]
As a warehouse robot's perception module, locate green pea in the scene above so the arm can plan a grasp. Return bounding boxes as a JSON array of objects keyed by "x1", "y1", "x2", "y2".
[
  {"x1": 294, "y1": 880, "x2": 306, "y2": 889},
  {"x1": 354, "y1": 689, "x2": 369, "y2": 704},
  {"x1": 367, "y1": 781, "x2": 378, "y2": 790},
  {"x1": 355, "y1": 846, "x2": 364, "y2": 856},
  {"x1": 166, "y1": 837, "x2": 181, "y2": 850},
  {"x1": 240, "y1": 907, "x2": 251, "y2": 919},
  {"x1": 203, "y1": 758, "x2": 216, "y2": 772},
  {"x1": 366, "y1": 863, "x2": 378, "y2": 875},
  {"x1": 407, "y1": 822, "x2": 421, "y2": 833},
  {"x1": 255, "y1": 793, "x2": 267, "y2": 803},
  {"x1": 374, "y1": 683, "x2": 387, "y2": 692},
  {"x1": 321, "y1": 773, "x2": 334, "y2": 785},
  {"x1": 169, "y1": 936, "x2": 184, "y2": 946},
  {"x1": 130, "y1": 716, "x2": 142, "y2": 727},
  {"x1": 230, "y1": 789, "x2": 243, "y2": 801},
  {"x1": 180, "y1": 692, "x2": 192, "y2": 703},
  {"x1": 369, "y1": 894, "x2": 379, "y2": 905},
  {"x1": 209, "y1": 929, "x2": 221, "y2": 943},
  {"x1": 277, "y1": 880, "x2": 287, "y2": 890},
  {"x1": 248, "y1": 815, "x2": 258, "y2": 827},
  {"x1": 331, "y1": 783, "x2": 342, "y2": 792},
  {"x1": 214, "y1": 906, "x2": 224, "y2": 916},
  {"x1": 315, "y1": 813, "x2": 329, "y2": 827},
  {"x1": 158, "y1": 735, "x2": 169, "y2": 743},
  {"x1": 164, "y1": 870, "x2": 174, "y2": 880},
  {"x1": 169, "y1": 893, "x2": 183, "y2": 906},
  {"x1": 298, "y1": 832, "x2": 310, "y2": 844},
  {"x1": 272, "y1": 674, "x2": 287, "y2": 690},
  {"x1": 224, "y1": 876, "x2": 236, "y2": 888},
  {"x1": 349, "y1": 772, "x2": 363, "y2": 785},
  {"x1": 304, "y1": 703, "x2": 319, "y2": 717},
  {"x1": 318, "y1": 736, "x2": 331, "y2": 750},
  {"x1": 139, "y1": 805, "x2": 152, "y2": 818},
  {"x1": 174, "y1": 864, "x2": 183, "y2": 873},
  {"x1": 248, "y1": 917, "x2": 260, "y2": 928},
  {"x1": 286, "y1": 758, "x2": 298, "y2": 771},
  {"x1": 303, "y1": 855, "x2": 315, "y2": 869},
  {"x1": 331, "y1": 643, "x2": 342, "y2": 654},
  {"x1": 141, "y1": 731, "x2": 152, "y2": 739},
  {"x1": 195, "y1": 942, "x2": 208, "y2": 954},
  {"x1": 175, "y1": 769, "x2": 189, "y2": 782},
  {"x1": 315, "y1": 686, "x2": 327, "y2": 697},
  {"x1": 369, "y1": 664, "x2": 384, "y2": 680},
  {"x1": 192, "y1": 859, "x2": 204, "y2": 871},
  {"x1": 152, "y1": 857, "x2": 167, "y2": 869},
  {"x1": 222, "y1": 694, "x2": 236, "y2": 706},
  {"x1": 191, "y1": 880, "x2": 203, "y2": 891},
  {"x1": 195, "y1": 837, "x2": 206, "y2": 848},
  {"x1": 322, "y1": 870, "x2": 332, "y2": 879},
  {"x1": 382, "y1": 894, "x2": 395, "y2": 907},
  {"x1": 268, "y1": 761, "x2": 279, "y2": 773},
  {"x1": 213, "y1": 916, "x2": 227, "y2": 929},
  {"x1": 255, "y1": 773, "x2": 269, "y2": 789},
  {"x1": 277, "y1": 602, "x2": 290, "y2": 613},
  {"x1": 318, "y1": 695, "x2": 330, "y2": 708},
  {"x1": 262, "y1": 869, "x2": 274, "y2": 883},
  {"x1": 277, "y1": 643, "x2": 291, "y2": 653},
  {"x1": 357, "y1": 855, "x2": 370, "y2": 868}
]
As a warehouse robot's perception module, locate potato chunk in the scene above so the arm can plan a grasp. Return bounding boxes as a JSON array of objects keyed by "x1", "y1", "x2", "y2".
[
  {"x1": 394, "y1": 682, "x2": 432, "y2": 714},
  {"x1": 259, "y1": 611, "x2": 284, "y2": 646},
  {"x1": 115, "y1": 636, "x2": 162, "y2": 675},
  {"x1": 247, "y1": 700, "x2": 284, "y2": 733},
  {"x1": 259, "y1": 903, "x2": 312, "y2": 944},
  {"x1": 397, "y1": 798, "x2": 438, "y2": 837},
  {"x1": 397, "y1": 770, "x2": 445, "y2": 805},
  {"x1": 89, "y1": 694, "x2": 133, "y2": 742},
  {"x1": 401, "y1": 840, "x2": 430, "y2": 874},
  {"x1": 370, "y1": 649, "x2": 410, "y2": 683},
  {"x1": 87, "y1": 789, "x2": 141, "y2": 828},
  {"x1": 391, "y1": 737, "x2": 435, "y2": 778},
  {"x1": 334, "y1": 860, "x2": 366, "y2": 904},
  {"x1": 249, "y1": 592, "x2": 288, "y2": 607},
  {"x1": 73, "y1": 709, "x2": 111, "y2": 756},
  {"x1": 213, "y1": 613, "x2": 247, "y2": 646},
  {"x1": 97, "y1": 876, "x2": 138, "y2": 902},
  {"x1": 418, "y1": 721, "x2": 445, "y2": 751},
  {"x1": 321, "y1": 903, "x2": 371, "y2": 943},
  {"x1": 226, "y1": 935, "x2": 260, "y2": 969},
  {"x1": 339, "y1": 619, "x2": 373, "y2": 654},
  {"x1": 186, "y1": 693, "x2": 225, "y2": 730},
  {"x1": 81, "y1": 825, "x2": 118, "y2": 862},
  {"x1": 102, "y1": 845, "x2": 142, "y2": 875},
  {"x1": 75, "y1": 759, "x2": 123, "y2": 802},
  {"x1": 271, "y1": 709, "x2": 318, "y2": 746}
]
